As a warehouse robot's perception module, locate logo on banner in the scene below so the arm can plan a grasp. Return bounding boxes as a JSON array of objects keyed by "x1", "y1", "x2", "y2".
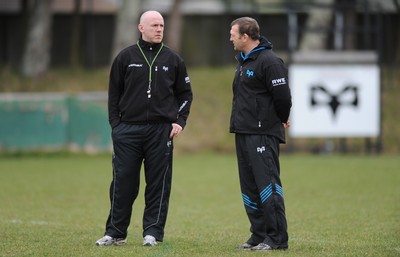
[{"x1": 310, "y1": 85, "x2": 359, "y2": 120}]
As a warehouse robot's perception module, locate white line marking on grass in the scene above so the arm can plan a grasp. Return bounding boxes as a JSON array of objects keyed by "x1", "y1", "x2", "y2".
[
  {"x1": 7, "y1": 219, "x2": 57, "y2": 226},
  {"x1": 289, "y1": 237, "x2": 330, "y2": 243},
  {"x1": 30, "y1": 220, "x2": 50, "y2": 225}
]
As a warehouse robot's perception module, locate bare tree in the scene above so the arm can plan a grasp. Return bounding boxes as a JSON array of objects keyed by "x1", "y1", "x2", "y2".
[
  {"x1": 111, "y1": 0, "x2": 141, "y2": 61},
  {"x1": 70, "y1": 0, "x2": 82, "y2": 68},
  {"x1": 166, "y1": 0, "x2": 183, "y2": 52},
  {"x1": 299, "y1": 0, "x2": 335, "y2": 51},
  {"x1": 21, "y1": 0, "x2": 53, "y2": 77},
  {"x1": 343, "y1": 3, "x2": 356, "y2": 50},
  {"x1": 393, "y1": 0, "x2": 400, "y2": 63}
]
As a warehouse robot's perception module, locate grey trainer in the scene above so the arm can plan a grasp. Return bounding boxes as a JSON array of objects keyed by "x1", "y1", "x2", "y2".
[
  {"x1": 251, "y1": 243, "x2": 272, "y2": 251},
  {"x1": 236, "y1": 242, "x2": 255, "y2": 249},
  {"x1": 95, "y1": 235, "x2": 127, "y2": 246},
  {"x1": 143, "y1": 235, "x2": 157, "y2": 246}
]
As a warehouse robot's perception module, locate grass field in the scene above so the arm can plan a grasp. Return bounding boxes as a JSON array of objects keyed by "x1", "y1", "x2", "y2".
[{"x1": 0, "y1": 152, "x2": 399, "y2": 257}]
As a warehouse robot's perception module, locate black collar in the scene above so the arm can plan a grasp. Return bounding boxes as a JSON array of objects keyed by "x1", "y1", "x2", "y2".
[{"x1": 138, "y1": 38, "x2": 163, "y2": 51}]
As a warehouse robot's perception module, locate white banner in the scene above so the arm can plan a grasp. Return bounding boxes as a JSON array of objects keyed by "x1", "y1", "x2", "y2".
[{"x1": 289, "y1": 64, "x2": 380, "y2": 137}]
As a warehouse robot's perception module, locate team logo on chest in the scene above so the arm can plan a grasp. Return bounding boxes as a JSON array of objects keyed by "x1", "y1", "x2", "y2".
[{"x1": 246, "y1": 69, "x2": 254, "y2": 77}]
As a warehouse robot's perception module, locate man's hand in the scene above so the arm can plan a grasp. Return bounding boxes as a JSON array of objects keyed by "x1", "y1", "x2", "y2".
[
  {"x1": 283, "y1": 120, "x2": 290, "y2": 129},
  {"x1": 170, "y1": 123, "x2": 183, "y2": 138}
]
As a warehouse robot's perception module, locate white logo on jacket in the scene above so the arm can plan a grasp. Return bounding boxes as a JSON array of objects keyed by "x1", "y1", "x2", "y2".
[
  {"x1": 272, "y1": 78, "x2": 286, "y2": 86},
  {"x1": 257, "y1": 146, "x2": 266, "y2": 153},
  {"x1": 128, "y1": 63, "x2": 143, "y2": 67}
]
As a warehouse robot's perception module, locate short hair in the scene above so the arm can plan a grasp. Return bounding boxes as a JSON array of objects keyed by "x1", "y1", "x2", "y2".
[{"x1": 231, "y1": 17, "x2": 260, "y2": 40}]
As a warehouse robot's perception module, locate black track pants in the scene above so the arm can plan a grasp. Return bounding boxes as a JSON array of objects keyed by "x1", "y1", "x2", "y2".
[
  {"x1": 105, "y1": 123, "x2": 173, "y2": 241},
  {"x1": 235, "y1": 134, "x2": 288, "y2": 249}
]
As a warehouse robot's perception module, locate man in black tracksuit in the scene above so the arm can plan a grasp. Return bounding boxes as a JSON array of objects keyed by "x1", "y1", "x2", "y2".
[
  {"x1": 229, "y1": 17, "x2": 292, "y2": 251},
  {"x1": 96, "y1": 11, "x2": 192, "y2": 247}
]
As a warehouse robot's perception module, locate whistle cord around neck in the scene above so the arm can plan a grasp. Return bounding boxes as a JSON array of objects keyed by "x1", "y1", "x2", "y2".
[{"x1": 137, "y1": 42, "x2": 164, "y2": 98}]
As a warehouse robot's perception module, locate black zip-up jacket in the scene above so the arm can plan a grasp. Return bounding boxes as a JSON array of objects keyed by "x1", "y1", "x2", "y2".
[
  {"x1": 108, "y1": 38, "x2": 193, "y2": 129},
  {"x1": 230, "y1": 37, "x2": 292, "y2": 143}
]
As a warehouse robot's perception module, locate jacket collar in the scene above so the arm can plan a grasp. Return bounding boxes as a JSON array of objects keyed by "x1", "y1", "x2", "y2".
[
  {"x1": 138, "y1": 37, "x2": 163, "y2": 51},
  {"x1": 236, "y1": 36, "x2": 273, "y2": 62}
]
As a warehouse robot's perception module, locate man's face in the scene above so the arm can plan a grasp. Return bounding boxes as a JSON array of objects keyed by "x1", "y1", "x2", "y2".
[
  {"x1": 230, "y1": 24, "x2": 244, "y2": 52},
  {"x1": 139, "y1": 13, "x2": 164, "y2": 44}
]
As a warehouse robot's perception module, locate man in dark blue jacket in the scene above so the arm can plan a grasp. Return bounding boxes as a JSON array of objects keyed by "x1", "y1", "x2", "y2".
[
  {"x1": 229, "y1": 17, "x2": 291, "y2": 251},
  {"x1": 96, "y1": 10, "x2": 192, "y2": 247}
]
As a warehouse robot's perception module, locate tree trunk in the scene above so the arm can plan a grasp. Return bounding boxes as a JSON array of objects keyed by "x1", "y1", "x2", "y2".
[
  {"x1": 393, "y1": 0, "x2": 400, "y2": 64},
  {"x1": 299, "y1": 0, "x2": 335, "y2": 51},
  {"x1": 166, "y1": 0, "x2": 183, "y2": 53},
  {"x1": 70, "y1": 0, "x2": 82, "y2": 68},
  {"x1": 21, "y1": 0, "x2": 53, "y2": 77},
  {"x1": 343, "y1": 5, "x2": 356, "y2": 50},
  {"x1": 111, "y1": 0, "x2": 141, "y2": 61}
]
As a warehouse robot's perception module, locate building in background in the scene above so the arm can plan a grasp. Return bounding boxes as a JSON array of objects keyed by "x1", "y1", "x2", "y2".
[{"x1": 0, "y1": 0, "x2": 399, "y2": 68}]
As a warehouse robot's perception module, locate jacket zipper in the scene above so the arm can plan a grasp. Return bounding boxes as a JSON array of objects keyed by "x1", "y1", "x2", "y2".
[
  {"x1": 233, "y1": 65, "x2": 243, "y2": 131},
  {"x1": 255, "y1": 98, "x2": 262, "y2": 128}
]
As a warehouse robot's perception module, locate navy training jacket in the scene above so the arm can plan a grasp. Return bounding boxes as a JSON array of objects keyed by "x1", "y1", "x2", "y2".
[{"x1": 230, "y1": 37, "x2": 292, "y2": 143}]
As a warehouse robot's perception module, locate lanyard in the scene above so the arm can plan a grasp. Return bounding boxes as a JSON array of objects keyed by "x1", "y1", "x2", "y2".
[{"x1": 137, "y1": 41, "x2": 164, "y2": 98}]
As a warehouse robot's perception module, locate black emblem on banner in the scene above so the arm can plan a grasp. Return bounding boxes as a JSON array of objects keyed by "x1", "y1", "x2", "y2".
[{"x1": 310, "y1": 85, "x2": 358, "y2": 119}]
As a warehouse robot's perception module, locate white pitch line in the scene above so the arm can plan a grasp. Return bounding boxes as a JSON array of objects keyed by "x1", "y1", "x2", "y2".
[
  {"x1": 289, "y1": 237, "x2": 330, "y2": 243},
  {"x1": 7, "y1": 219, "x2": 58, "y2": 226}
]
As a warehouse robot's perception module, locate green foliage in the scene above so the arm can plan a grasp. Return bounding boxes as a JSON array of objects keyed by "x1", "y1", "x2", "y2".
[
  {"x1": 0, "y1": 68, "x2": 109, "y2": 92},
  {"x1": 0, "y1": 66, "x2": 399, "y2": 153},
  {"x1": 0, "y1": 153, "x2": 399, "y2": 256},
  {"x1": 178, "y1": 67, "x2": 235, "y2": 152}
]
